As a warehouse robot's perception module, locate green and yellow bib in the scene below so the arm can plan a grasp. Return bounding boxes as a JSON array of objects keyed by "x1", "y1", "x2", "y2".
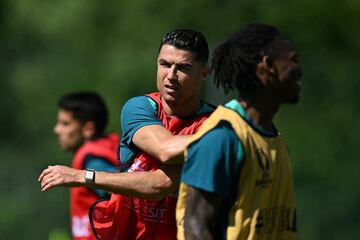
[{"x1": 176, "y1": 105, "x2": 297, "y2": 240}]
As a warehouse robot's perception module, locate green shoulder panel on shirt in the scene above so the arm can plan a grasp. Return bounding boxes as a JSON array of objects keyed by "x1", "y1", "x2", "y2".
[
  {"x1": 224, "y1": 99, "x2": 278, "y2": 136},
  {"x1": 224, "y1": 99, "x2": 249, "y2": 120},
  {"x1": 146, "y1": 97, "x2": 158, "y2": 111},
  {"x1": 181, "y1": 121, "x2": 244, "y2": 199}
]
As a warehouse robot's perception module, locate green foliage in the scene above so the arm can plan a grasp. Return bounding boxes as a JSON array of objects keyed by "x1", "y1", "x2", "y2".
[
  {"x1": 48, "y1": 228, "x2": 70, "y2": 240},
  {"x1": 0, "y1": 0, "x2": 359, "y2": 239}
]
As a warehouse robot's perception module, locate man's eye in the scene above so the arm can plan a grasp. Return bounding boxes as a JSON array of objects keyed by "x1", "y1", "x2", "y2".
[
  {"x1": 160, "y1": 61, "x2": 170, "y2": 68},
  {"x1": 178, "y1": 65, "x2": 191, "y2": 71}
]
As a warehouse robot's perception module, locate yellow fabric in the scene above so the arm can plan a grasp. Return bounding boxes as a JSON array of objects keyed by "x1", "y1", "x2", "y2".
[{"x1": 176, "y1": 105, "x2": 297, "y2": 240}]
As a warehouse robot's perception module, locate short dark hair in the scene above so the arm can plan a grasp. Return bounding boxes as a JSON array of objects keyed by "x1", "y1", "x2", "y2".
[
  {"x1": 58, "y1": 92, "x2": 108, "y2": 137},
  {"x1": 212, "y1": 23, "x2": 281, "y2": 95},
  {"x1": 159, "y1": 29, "x2": 209, "y2": 64}
]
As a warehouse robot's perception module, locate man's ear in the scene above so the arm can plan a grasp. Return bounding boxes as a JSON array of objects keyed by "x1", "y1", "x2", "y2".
[
  {"x1": 201, "y1": 66, "x2": 210, "y2": 80},
  {"x1": 262, "y1": 55, "x2": 276, "y2": 74},
  {"x1": 82, "y1": 121, "x2": 96, "y2": 140}
]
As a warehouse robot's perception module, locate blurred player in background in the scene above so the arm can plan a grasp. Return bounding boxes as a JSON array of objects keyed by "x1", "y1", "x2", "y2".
[{"x1": 42, "y1": 92, "x2": 119, "y2": 240}]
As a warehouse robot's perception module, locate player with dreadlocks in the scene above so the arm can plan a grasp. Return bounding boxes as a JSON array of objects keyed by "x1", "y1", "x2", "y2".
[{"x1": 176, "y1": 22, "x2": 303, "y2": 239}]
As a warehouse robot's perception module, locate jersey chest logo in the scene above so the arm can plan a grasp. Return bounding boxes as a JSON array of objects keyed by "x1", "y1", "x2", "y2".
[{"x1": 255, "y1": 149, "x2": 273, "y2": 188}]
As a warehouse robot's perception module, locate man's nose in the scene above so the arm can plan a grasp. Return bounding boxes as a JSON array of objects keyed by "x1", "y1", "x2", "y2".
[
  {"x1": 296, "y1": 66, "x2": 303, "y2": 78},
  {"x1": 167, "y1": 66, "x2": 178, "y2": 80},
  {"x1": 53, "y1": 124, "x2": 60, "y2": 134},
  {"x1": 298, "y1": 67, "x2": 303, "y2": 78}
]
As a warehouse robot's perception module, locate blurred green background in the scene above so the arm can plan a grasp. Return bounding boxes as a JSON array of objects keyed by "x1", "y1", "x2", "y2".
[{"x1": 1, "y1": 0, "x2": 359, "y2": 239}]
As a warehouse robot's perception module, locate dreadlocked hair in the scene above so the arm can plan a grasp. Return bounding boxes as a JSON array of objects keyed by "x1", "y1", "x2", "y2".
[{"x1": 212, "y1": 23, "x2": 280, "y2": 95}]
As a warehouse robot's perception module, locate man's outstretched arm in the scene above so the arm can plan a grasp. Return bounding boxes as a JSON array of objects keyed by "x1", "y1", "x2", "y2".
[
  {"x1": 121, "y1": 96, "x2": 194, "y2": 165},
  {"x1": 132, "y1": 125, "x2": 191, "y2": 164},
  {"x1": 38, "y1": 163, "x2": 181, "y2": 200}
]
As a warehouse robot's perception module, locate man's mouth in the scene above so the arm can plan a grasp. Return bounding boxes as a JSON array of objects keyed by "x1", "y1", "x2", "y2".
[{"x1": 165, "y1": 84, "x2": 179, "y2": 91}]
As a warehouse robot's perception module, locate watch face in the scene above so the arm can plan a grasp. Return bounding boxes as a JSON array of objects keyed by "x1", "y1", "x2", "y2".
[{"x1": 85, "y1": 170, "x2": 95, "y2": 182}]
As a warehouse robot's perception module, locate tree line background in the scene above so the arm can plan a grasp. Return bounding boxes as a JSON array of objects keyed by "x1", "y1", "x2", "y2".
[{"x1": 0, "y1": 0, "x2": 359, "y2": 239}]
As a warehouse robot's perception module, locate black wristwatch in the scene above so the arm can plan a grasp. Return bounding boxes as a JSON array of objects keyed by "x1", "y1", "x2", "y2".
[{"x1": 85, "y1": 169, "x2": 96, "y2": 184}]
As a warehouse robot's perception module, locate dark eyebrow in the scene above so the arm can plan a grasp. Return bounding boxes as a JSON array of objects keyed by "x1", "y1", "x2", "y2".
[
  {"x1": 158, "y1": 58, "x2": 169, "y2": 64},
  {"x1": 158, "y1": 58, "x2": 192, "y2": 69},
  {"x1": 177, "y1": 62, "x2": 192, "y2": 69}
]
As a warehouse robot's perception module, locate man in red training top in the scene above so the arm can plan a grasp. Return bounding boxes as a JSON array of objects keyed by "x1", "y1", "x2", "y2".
[
  {"x1": 42, "y1": 92, "x2": 119, "y2": 240},
  {"x1": 39, "y1": 29, "x2": 214, "y2": 240}
]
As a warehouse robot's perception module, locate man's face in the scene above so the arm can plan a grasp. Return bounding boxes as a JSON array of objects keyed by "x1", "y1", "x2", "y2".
[
  {"x1": 156, "y1": 44, "x2": 208, "y2": 106},
  {"x1": 54, "y1": 109, "x2": 85, "y2": 152},
  {"x1": 270, "y1": 38, "x2": 303, "y2": 104}
]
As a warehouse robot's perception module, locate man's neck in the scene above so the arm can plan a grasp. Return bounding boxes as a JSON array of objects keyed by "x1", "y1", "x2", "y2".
[
  {"x1": 238, "y1": 92, "x2": 280, "y2": 132},
  {"x1": 161, "y1": 97, "x2": 201, "y2": 118}
]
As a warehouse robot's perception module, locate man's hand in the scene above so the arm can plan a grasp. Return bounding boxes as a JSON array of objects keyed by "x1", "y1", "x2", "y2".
[{"x1": 38, "y1": 165, "x2": 85, "y2": 192}]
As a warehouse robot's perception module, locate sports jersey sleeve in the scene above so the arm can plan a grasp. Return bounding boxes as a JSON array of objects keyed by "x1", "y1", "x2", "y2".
[
  {"x1": 119, "y1": 96, "x2": 164, "y2": 170},
  {"x1": 120, "y1": 96, "x2": 164, "y2": 146},
  {"x1": 181, "y1": 121, "x2": 244, "y2": 199}
]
